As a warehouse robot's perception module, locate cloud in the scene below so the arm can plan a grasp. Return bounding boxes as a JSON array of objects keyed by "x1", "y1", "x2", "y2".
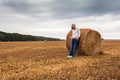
[
  {"x1": 50, "y1": 0, "x2": 120, "y2": 19},
  {"x1": 1, "y1": 0, "x2": 120, "y2": 19},
  {"x1": 0, "y1": 0, "x2": 54, "y2": 21},
  {"x1": 0, "y1": 0, "x2": 120, "y2": 39}
]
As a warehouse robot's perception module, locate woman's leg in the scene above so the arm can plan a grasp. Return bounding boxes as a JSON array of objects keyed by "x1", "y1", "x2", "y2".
[{"x1": 69, "y1": 39, "x2": 78, "y2": 56}]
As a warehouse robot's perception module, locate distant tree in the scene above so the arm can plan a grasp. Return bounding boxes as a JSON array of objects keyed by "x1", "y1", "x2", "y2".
[{"x1": 0, "y1": 31, "x2": 61, "y2": 41}]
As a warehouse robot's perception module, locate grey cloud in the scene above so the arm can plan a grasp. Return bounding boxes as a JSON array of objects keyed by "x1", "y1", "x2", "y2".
[
  {"x1": 50, "y1": 0, "x2": 120, "y2": 19},
  {"x1": 1, "y1": 0, "x2": 120, "y2": 19},
  {"x1": 0, "y1": 0, "x2": 53, "y2": 18},
  {"x1": 1, "y1": 0, "x2": 31, "y2": 13}
]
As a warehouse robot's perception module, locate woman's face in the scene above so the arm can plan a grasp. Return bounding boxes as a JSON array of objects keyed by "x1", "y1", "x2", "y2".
[{"x1": 71, "y1": 24, "x2": 76, "y2": 29}]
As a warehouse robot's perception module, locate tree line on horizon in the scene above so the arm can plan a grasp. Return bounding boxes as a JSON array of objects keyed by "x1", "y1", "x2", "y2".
[{"x1": 0, "y1": 31, "x2": 61, "y2": 41}]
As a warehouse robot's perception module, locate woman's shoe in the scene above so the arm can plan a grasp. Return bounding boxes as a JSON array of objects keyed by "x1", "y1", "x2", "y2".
[{"x1": 67, "y1": 55, "x2": 73, "y2": 58}]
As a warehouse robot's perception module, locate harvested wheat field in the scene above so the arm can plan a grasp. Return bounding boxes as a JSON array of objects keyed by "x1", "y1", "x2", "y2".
[{"x1": 0, "y1": 40, "x2": 120, "y2": 80}]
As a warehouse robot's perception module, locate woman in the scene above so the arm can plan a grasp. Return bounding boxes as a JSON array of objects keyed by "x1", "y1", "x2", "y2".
[{"x1": 67, "y1": 24, "x2": 80, "y2": 58}]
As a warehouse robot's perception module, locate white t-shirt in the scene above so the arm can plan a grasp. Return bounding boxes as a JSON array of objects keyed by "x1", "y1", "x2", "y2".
[{"x1": 72, "y1": 28, "x2": 80, "y2": 39}]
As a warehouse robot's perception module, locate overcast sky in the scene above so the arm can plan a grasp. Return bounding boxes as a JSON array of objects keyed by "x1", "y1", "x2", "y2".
[{"x1": 0, "y1": 0, "x2": 120, "y2": 39}]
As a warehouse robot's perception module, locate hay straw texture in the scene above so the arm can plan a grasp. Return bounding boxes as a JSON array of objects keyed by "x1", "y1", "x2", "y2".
[{"x1": 66, "y1": 28, "x2": 101, "y2": 55}]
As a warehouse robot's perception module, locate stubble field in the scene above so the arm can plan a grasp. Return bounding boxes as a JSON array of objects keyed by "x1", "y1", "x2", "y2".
[{"x1": 0, "y1": 40, "x2": 120, "y2": 80}]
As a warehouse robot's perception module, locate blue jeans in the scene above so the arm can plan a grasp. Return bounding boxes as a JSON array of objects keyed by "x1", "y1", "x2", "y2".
[{"x1": 69, "y1": 39, "x2": 78, "y2": 56}]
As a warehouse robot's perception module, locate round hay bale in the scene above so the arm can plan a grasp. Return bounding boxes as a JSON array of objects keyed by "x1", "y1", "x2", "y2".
[{"x1": 66, "y1": 28, "x2": 101, "y2": 55}]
